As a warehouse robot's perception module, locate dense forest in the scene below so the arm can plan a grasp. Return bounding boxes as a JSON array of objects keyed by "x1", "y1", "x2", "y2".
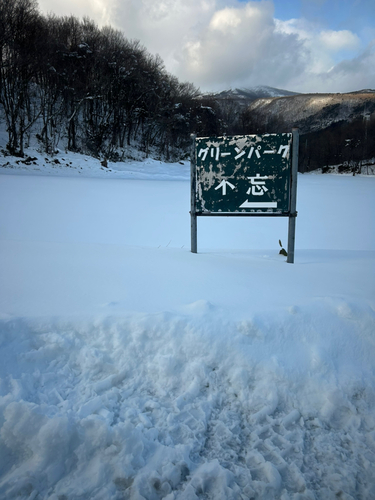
[
  {"x1": 1, "y1": 0, "x2": 374, "y2": 169},
  {"x1": 298, "y1": 117, "x2": 375, "y2": 173},
  {"x1": 0, "y1": 0, "x2": 226, "y2": 160}
]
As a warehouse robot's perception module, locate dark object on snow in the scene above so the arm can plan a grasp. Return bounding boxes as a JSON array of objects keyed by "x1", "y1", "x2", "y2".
[{"x1": 279, "y1": 239, "x2": 288, "y2": 257}]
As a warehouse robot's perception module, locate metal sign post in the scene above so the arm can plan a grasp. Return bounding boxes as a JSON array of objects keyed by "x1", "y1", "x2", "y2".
[
  {"x1": 190, "y1": 131, "x2": 299, "y2": 262},
  {"x1": 287, "y1": 129, "x2": 299, "y2": 263},
  {"x1": 190, "y1": 134, "x2": 197, "y2": 253}
]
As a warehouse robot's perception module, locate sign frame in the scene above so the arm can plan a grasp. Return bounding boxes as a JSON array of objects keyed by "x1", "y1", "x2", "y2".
[{"x1": 190, "y1": 129, "x2": 299, "y2": 263}]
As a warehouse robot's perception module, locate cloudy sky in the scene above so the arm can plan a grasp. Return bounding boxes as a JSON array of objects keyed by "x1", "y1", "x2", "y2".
[{"x1": 37, "y1": 0, "x2": 375, "y2": 93}]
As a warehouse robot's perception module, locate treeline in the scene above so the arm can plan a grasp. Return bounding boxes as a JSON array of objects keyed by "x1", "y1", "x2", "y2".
[
  {"x1": 298, "y1": 117, "x2": 375, "y2": 172},
  {"x1": 0, "y1": 0, "x2": 226, "y2": 160},
  {"x1": 239, "y1": 103, "x2": 375, "y2": 172}
]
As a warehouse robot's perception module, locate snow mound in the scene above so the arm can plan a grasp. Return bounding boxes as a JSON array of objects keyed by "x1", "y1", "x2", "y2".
[{"x1": 1, "y1": 303, "x2": 374, "y2": 499}]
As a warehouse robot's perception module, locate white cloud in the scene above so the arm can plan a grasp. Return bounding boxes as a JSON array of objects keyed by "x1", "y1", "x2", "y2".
[
  {"x1": 173, "y1": 2, "x2": 311, "y2": 91},
  {"x1": 38, "y1": 0, "x2": 114, "y2": 25},
  {"x1": 319, "y1": 30, "x2": 361, "y2": 52},
  {"x1": 37, "y1": 0, "x2": 374, "y2": 93},
  {"x1": 275, "y1": 17, "x2": 373, "y2": 92},
  {"x1": 209, "y1": 7, "x2": 243, "y2": 33},
  {"x1": 320, "y1": 40, "x2": 375, "y2": 92}
]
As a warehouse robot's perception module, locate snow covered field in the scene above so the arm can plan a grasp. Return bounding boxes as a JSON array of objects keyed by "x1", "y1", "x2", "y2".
[{"x1": 0, "y1": 151, "x2": 375, "y2": 499}]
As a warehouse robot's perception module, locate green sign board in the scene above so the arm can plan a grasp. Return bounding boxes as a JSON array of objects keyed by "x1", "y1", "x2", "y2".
[{"x1": 195, "y1": 133, "x2": 292, "y2": 214}]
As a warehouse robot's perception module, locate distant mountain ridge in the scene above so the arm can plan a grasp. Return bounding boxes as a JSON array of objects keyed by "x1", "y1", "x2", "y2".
[
  {"x1": 203, "y1": 86, "x2": 375, "y2": 134},
  {"x1": 203, "y1": 85, "x2": 299, "y2": 103}
]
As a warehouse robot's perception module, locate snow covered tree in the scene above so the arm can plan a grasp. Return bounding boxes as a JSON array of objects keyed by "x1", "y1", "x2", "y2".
[{"x1": 0, "y1": 0, "x2": 42, "y2": 154}]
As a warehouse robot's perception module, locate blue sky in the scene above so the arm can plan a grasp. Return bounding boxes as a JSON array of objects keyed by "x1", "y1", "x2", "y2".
[
  {"x1": 38, "y1": 0, "x2": 375, "y2": 93},
  {"x1": 254, "y1": 0, "x2": 372, "y2": 30}
]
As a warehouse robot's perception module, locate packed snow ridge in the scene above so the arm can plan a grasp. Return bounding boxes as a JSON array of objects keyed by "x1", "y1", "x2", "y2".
[{"x1": 0, "y1": 148, "x2": 374, "y2": 500}]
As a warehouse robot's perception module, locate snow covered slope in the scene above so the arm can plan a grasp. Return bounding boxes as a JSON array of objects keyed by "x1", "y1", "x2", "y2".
[
  {"x1": 205, "y1": 86, "x2": 299, "y2": 102},
  {"x1": 0, "y1": 152, "x2": 374, "y2": 500},
  {"x1": 248, "y1": 91, "x2": 375, "y2": 133},
  {"x1": 201, "y1": 86, "x2": 299, "y2": 111}
]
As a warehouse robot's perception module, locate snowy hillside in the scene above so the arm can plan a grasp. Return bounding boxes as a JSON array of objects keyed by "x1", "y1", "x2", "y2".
[
  {"x1": 0, "y1": 150, "x2": 375, "y2": 500},
  {"x1": 202, "y1": 86, "x2": 299, "y2": 105},
  {"x1": 248, "y1": 91, "x2": 375, "y2": 134}
]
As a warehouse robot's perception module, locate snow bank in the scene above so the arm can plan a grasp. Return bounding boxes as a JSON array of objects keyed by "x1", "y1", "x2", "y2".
[
  {"x1": 0, "y1": 147, "x2": 190, "y2": 180},
  {"x1": 1, "y1": 302, "x2": 374, "y2": 499}
]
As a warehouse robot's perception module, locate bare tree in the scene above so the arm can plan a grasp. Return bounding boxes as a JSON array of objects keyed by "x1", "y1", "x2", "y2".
[{"x1": 0, "y1": 0, "x2": 41, "y2": 154}]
